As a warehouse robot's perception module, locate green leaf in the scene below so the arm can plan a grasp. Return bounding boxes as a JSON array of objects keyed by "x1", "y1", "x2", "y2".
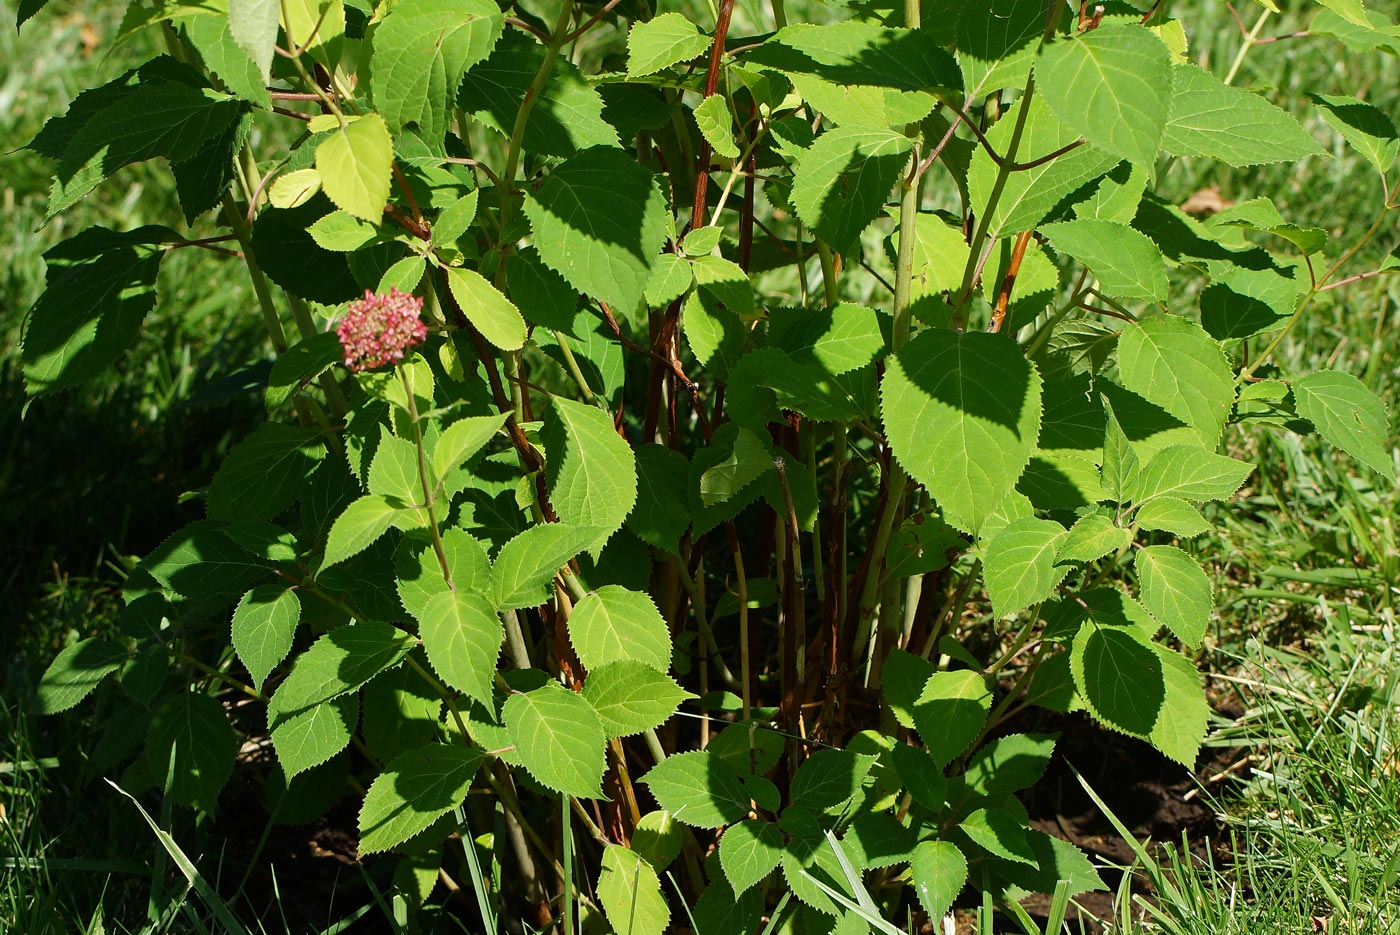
[
  {"x1": 841, "y1": 812, "x2": 915, "y2": 869},
  {"x1": 960, "y1": 806, "x2": 1035, "y2": 864},
  {"x1": 1118, "y1": 316, "x2": 1235, "y2": 448},
  {"x1": 490, "y1": 523, "x2": 604, "y2": 610},
  {"x1": 699, "y1": 427, "x2": 772, "y2": 508},
  {"x1": 431, "y1": 413, "x2": 507, "y2": 481},
  {"x1": 395, "y1": 528, "x2": 491, "y2": 618},
  {"x1": 1200, "y1": 262, "x2": 1303, "y2": 341},
  {"x1": 269, "y1": 169, "x2": 322, "y2": 209},
  {"x1": 49, "y1": 83, "x2": 244, "y2": 215},
  {"x1": 1209, "y1": 197, "x2": 1329, "y2": 255},
  {"x1": 459, "y1": 32, "x2": 617, "y2": 157},
  {"x1": 1135, "y1": 545, "x2": 1212, "y2": 646},
  {"x1": 37, "y1": 638, "x2": 127, "y2": 714},
  {"x1": 266, "y1": 332, "x2": 343, "y2": 412},
  {"x1": 368, "y1": 428, "x2": 420, "y2": 506},
  {"x1": 964, "y1": 733, "x2": 1056, "y2": 795},
  {"x1": 882, "y1": 330, "x2": 1042, "y2": 534},
  {"x1": 1312, "y1": 92, "x2": 1399, "y2": 173},
  {"x1": 307, "y1": 211, "x2": 388, "y2": 251},
  {"x1": 1057, "y1": 513, "x2": 1131, "y2": 564},
  {"x1": 523, "y1": 147, "x2": 668, "y2": 321},
  {"x1": 140, "y1": 521, "x2": 269, "y2": 603},
  {"x1": 745, "y1": 23, "x2": 961, "y2": 92},
  {"x1": 1293, "y1": 370, "x2": 1396, "y2": 480},
  {"x1": 982, "y1": 517, "x2": 1068, "y2": 618},
  {"x1": 626, "y1": 13, "x2": 711, "y2": 77},
  {"x1": 209, "y1": 423, "x2": 325, "y2": 522},
  {"x1": 567, "y1": 585, "x2": 672, "y2": 672},
  {"x1": 1041, "y1": 219, "x2": 1167, "y2": 303},
  {"x1": 911, "y1": 840, "x2": 967, "y2": 921},
  {"x1": 231, "y1": 585, "x2": 300, "y2": 692},
  {"x1": 582, "y1": 661, "x2": 690, "y2": 737},
  {"x1": 359, "y1": 744, "x2": 484, "y2": 854},
  {"x1": 912, "y1": 670, "x2": 992, "y2": 767},
  {"x1": 1036, "y1": 23, "x2": 1173, "y2": 168},
  {"x1": 185, "y1": 12, "x2": 272, "y2": 108},
  {"x1": 1150, "y1": 646, "x2": 1209, "y2": 766},
  {"x1": 145, "y1": 693, "x2": 237, "y2": 811},
  {"x1": 542, "y1": 396, "x2": 638, "y2": 549},
  {"x1": 503, "y1": 680, "x2": 606, "y2": 798},
  {"x1": 1070, "y1": 618, "x2": 1163, "y2": 736},
  {"x1": 1136, "y1": 445, "x2": 1254, "y2": 503},
  {"x1": 21, "y1": 227, "x2": 168, "y2": 395},
  {"x1": 416, "y1": 590, "x2": 502, "y2": 706},
  {"x1": 682, "y1": 290, "x2": 747, "y2": 380},
  {"x1": 444, "y1": 267, "x2": 527, "y2": 351},
  {"x1": 790, "y1": 749, "x2": 876, "y2": 811},
  {"x1": 598, "y1": 845, "x2": 671, "y2": 935},
  {"x1": 694, "y1": 94, "x2": 740, "y2": 160},
  {"x1": 628, "y1": 445, "x2": 692, "y2": 555},
  {"x1": 1163, "y1": 63, "x2": 1325, "y2": 166},
  {"x1": 644, "y1": 254, "x2": 693, "y2": 308},
  {"x1": 268, "y1": 622, "x2": 416, "y2": 731},
  {"x1": 766, "y1": 303, "x2": 886, "y2": 376},
  {"x1": 720, "y1": 821, "x2": 785, "y2": 895},
  {"x1": 228, "y1": 0, "x2": 280, "y2": 83},
  {"x1": 270, "y1": 692, "x2": 357, "y2": 777},
  {"x1": 322, "y1": 495, "x2": 402, "y2": 569},
  {"x1": 882, "y1": 648, "x2": 935, "y2": 729},
  {"x1": 640, "y1": 750, "x2": 750, "y2": 828},
  {"x1": 1134, "y1": 496, "x2": 1211, "y2": 538},
  {"x1": 316, "y1": 113, "x2": 393, "y2": 223},
  {"x1": 632, "y1": 810, "x2": 685, "y2": 869},
  {"x1": 366, "y1": 0, "x2": 502, "y2": 143},
  {"x1": 957, "y1": 0, "x2": 1045, "y2": 95},
  {"x1": 791, "y1": 126, "x2": 912, "y2": 254}
]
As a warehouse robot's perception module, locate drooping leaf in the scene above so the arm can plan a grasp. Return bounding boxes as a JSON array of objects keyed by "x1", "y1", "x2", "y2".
[
  {"x1": 37, "y1": 638, "x2": 128, "y2": 714},
  {"x1": 1135, "y1": 545, "x2": 1213, "y2": 646},
  {"x1": 640, "y1": 750, "x2": 750, "y2": 828},
  {"x1": 503, "y1": 680, "x2": 606, "y2": 798},
  {"x1": 1041, "y1": 218, "x2": 1168, "y2": 303},
  {"x1": 1036, "y1": 23, "x2": 1173, "y2": 168},
  {"x1": 598, "y1": 846, "x2": 671, "y2": 935},
  {"x1": 982, "y1": 517, "x2": 1068, "y2": 618},
  {"x1": 359, "y1": 744, "x2": 484, "y2": 853},
  {"x1": 1209, "y1": 197, "x2": 1329, "y2": 255},
  {"x1": 145, "y1": 692, "x2": 238, "y2": 811},
  {"x1": 1118, "y1": 316, "x2": 1235, "y2": 448},
  {"x1": 882, "y1": 330, "x2": 1042, "y2": 534},
  {"x1": 366, "y1": 0, "x2": 502, "y2": 143},
  {"x1": 416, "y1": 590, "x2": 502, "y2": 706},
  {"x1": 582, "y1": 661, "x2": 690, "y2": 737},
  {"x1": 567, "y1": 585, "x2": 671, "y2": 672},
  {"x1": 316, "y1": 113, "x2": 394, "y2": 223},
  {"x1": 626, "y1": 13, "x2": 711, "y2": 77},
  {"x1": 231, "y1": 585, "x2": 301, "y2": 692},
  {"x1": 1163, "y1": 63, "x2": 1325, "y2": 166},
  {"x1": 228, "y1": 0, "x2": 280, "y2": 82},
  {"x1": 523, "y1": 146, "x2": 668, "y2": 321},
  {"x1": 1293, "y1": 370, "x2": 1396, "y2": 480},
  {"x1": 542, "y1": 396, "x2": 638, "y2": 549},
  {"x1": 1311, "y1": 92, "x2": 1399, "y2": 173},
  {"x1": 960, "y1": 806, "x2": 1036, "y2": 864}
]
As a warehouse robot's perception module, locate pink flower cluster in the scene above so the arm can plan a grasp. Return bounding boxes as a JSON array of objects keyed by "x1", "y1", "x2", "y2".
[{"x1": 335, "y1": 288, "x2": 427, "y2": 372}]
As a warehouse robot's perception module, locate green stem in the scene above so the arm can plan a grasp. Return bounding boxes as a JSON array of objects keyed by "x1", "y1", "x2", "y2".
[
  {"x1": 1224, "y1": 8, "x2": 1270, "y2": 86},
  {"x1": 220, "y1": 193, "x2": 287, "y2": 353},
  {"x1": 399, "y1": 366, "x2": 454, "y2": 588}
]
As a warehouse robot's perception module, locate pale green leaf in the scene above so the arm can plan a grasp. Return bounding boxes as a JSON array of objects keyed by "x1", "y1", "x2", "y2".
[
  {"x1": 720, "y1": 820, "x2": 784, "y2": 895},
  {"x1": 699, "y1": 426, "x2": 772, "y2": 508},
  {"x1": 368, "y1": 427, "x2": 421, "y2": 505},
  {"x1": 694, "y1": 95, "x2": 739, "y2": 159},
  {"x1": 1312, "y1": 92, "x2": 1399, "y2": 173},
  {"x1": 644, "y1": 254, "x2": 694, "y2": 308},
  {"x1": 280, "y1": 0, "x2": 344, "y2": 70},
  {"x1": 523, "y1": 147, "x2": 668, "y2": 320},
  {"x1": 598, "y1": 846, "x2": 671, "y2": 935},
  {"x1": 416, "y1": 590, "x2": 502, "y2": 706},
  {"x1": 632, "y1": 810, "x2": 685, "y2": 870},
  {"x1": 316, "y1": 113, "x2": 393, "y2": 223},
  {"x1": 1134, "y1": 496, "x2": 1211, "y2": 537},
  {"x1": 982, "y1": 517, "x2": 1068, "y2": 618},
  {"x1": 766, "y1": 303, "x2": 886, "y2": 376},
  {"x1": 307, "y1": 211, "x2": 387, "y2": 251},
  {"x1": 322, "y1": 495, "x2": 402, "y2": 569},
  {"x1": 1163, "y1": 63, "x2": 1325, "y2": 166},
  {"x1": 394, "y1": 528, "x2": 491, "y2": 618},
  {"x1": 1135, "y1": 545, "x2": 1212, "y2": 646},
  {"x1": 882, "y1": 330, "x2": 1042, "y2": 534},
  {"x1": 444, "y1": 267, "x2": 527, "y2": 351},
  {"x1": 359, "y1": 744, "x2": 484, "y2": 854},
  {"x1": 145, "y1": 693, "x2": 237, "y2": 811},
  {"x1": 1293, "y1": 370, "x2": 1396, "y2": 480},
  {"x1": 911, "y1": 840, "x2": 967, "y2": 921},
  {"x1": 490, "y1": 523, "x2": 605, "y2": 610},
  {"x1": 185, "y1": 11, "x2": 272, "y2": 108},
  {"x1": 37, "y1": 638, "x2": 127, "y2": 714},
  {"x1": 1136, "y1": 445, "x2": 1254, "y2": 503},
  {"x1": 582, "y1": 661, "x2": 690, "y2": 737},
  {"x1": 1036, "y1": 23, "x2": 1173, "y2": 167},
  {"x1": 268, "y1": 168, "x2": 322, "y2": 209},
  {"x1": 1149, "y1": 645, "x2": 1209, "y2": 766},
  {"x1": 503, "y1": 680, "x2": 606, "y2": 798},
  {"x1": 232, "y1": 585, "x2": 300, "y2": 692},
  {"x1": 626, "y1": 13, "x2": 710, "y2": 77},
  {"x1": 1208, "y1": 197, "x2": 1328, "y2": 255},
  {"x1": 434, "y1": 190, "x2": 480, "y2": 245},
  {"x1": 1041, "y1": 218, "x2": 1168, "y2": 302},
  {"x1": 568, "y1": 585, "x2": 671, "y2": 672},
  {"x1": 228, "y1": 0, "x2": 280, "y2": 82},
  {"x1": 1118, "y1": 316, "x2": 1234, "y2": 448},
  {"x1": 1057, "y1": 512, "x2": 1131, "y2": 564},
  {"x1": 432, "y1": 413, "x2": 508, "y2": 482},
  {"x1": 366, "y1": 0, "x2": 502, "y2": 143},
  {"x1": 542, "y1": 396, "x2": 638, "y2": 547},
  {"x1": 640, "y1": 750, "x2": 750, "y2": 828},
  {"x1": 791, "y1": 126, "x2": 912, "y2": 254}
]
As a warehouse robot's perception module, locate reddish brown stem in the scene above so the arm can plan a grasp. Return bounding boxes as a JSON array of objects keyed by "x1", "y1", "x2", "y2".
[{"x1": 989, "y1": 230, "x2": 1034, "y2": 334}]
